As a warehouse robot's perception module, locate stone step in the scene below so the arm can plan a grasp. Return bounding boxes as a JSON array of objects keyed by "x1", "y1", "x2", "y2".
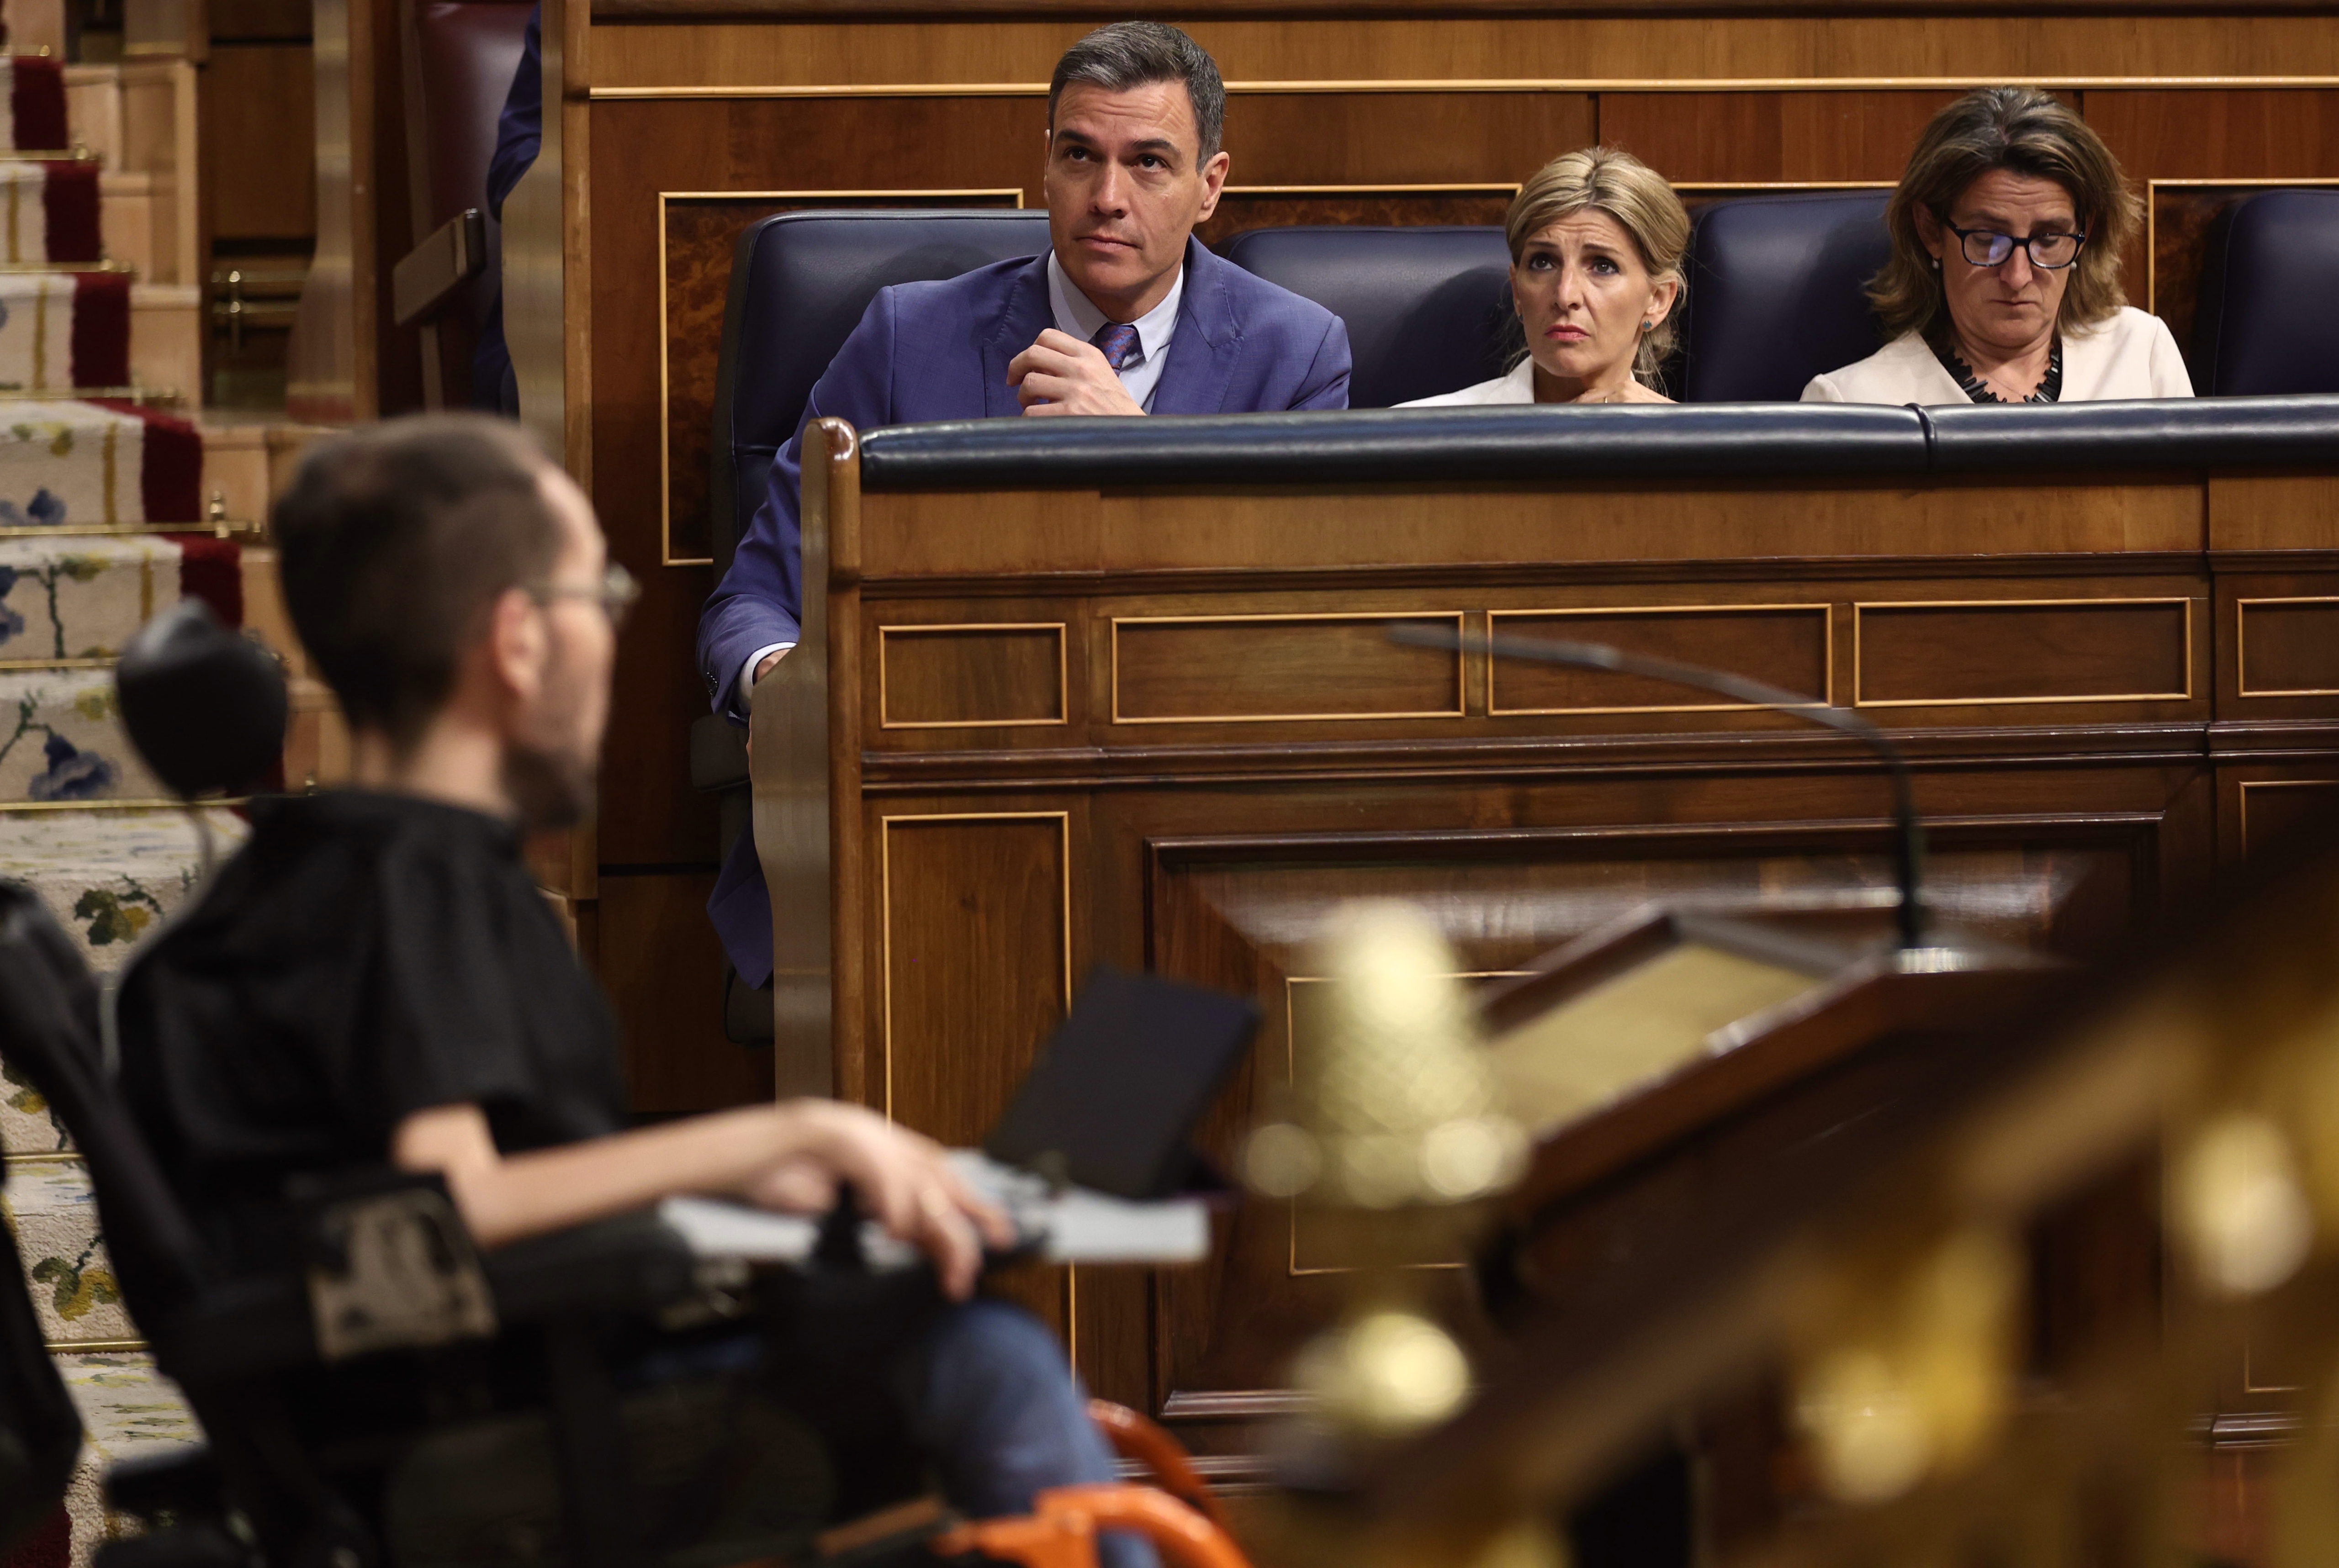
[
  {"x1": 128, "y1": 281, "x2": 197, "y2": 401},
  {"x1": 197, "y1": 420, "x2": 329, "y2": 528}
]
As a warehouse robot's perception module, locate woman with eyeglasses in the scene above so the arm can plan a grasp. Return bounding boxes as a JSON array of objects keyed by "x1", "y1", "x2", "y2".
[{"x1": 1804, "y1": 87, "x2": 2191, "y2": 405}]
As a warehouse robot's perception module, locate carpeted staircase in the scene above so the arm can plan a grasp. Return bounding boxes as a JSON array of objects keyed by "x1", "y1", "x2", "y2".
[{"x1": 0, "y1": 24, "x2": 320, "y2": 1568}]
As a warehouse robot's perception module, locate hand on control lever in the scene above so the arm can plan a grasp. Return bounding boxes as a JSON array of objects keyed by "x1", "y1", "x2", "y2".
[{"x1": 747, "y1": 1101, "x2": 1012, "y2": 1299}]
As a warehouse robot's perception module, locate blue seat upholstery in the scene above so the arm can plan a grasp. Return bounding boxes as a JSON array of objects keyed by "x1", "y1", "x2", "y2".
[
  {"x1": 1678, "y1": 190, "x2": 1894, "y2": 403},
  {"x1": 709, "y1": 209, "x2": 1050, "y2": 577},
  {"x1": 2191, "y1": 189, "x2": 2339, "y2": 396},
  {"x1": 1222, "y1": 226, "x2": 1515, "y2": 407}
]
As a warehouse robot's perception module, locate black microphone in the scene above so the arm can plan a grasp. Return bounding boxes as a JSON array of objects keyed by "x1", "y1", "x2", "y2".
[{"x1": 1389, "y1": 623, "x2": 1928, "y2": 952}]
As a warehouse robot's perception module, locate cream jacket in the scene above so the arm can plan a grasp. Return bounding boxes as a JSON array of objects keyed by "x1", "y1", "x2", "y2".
[{"x1": 1801, "y1": 307, "x2": 2194, "y2": 405}]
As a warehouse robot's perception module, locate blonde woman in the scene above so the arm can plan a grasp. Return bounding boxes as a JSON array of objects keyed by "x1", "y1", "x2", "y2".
[
  {"x1": 1805, "y1": 87, "x2": 2191, "y2": 404},
  {"x1": 1405, "y1": 146, "x2": 1689, "y2": 406}
]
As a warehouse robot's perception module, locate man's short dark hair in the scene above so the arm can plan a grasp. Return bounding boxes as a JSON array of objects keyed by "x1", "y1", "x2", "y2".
[
  {"x1": 273, "y1": 414, "x2": 561, "y2": 749},
  {"x1": 1048, "y1": 22, "x2": 1225, "y2": 161}
]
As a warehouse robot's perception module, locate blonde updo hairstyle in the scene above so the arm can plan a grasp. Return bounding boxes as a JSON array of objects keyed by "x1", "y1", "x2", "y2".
[
  {"x1": 1871, "y1": 86, "x2": 2142, "y2": 342},
  {"x1": 1503, "y1": 146, "x2": 1691, "y2": 385}
]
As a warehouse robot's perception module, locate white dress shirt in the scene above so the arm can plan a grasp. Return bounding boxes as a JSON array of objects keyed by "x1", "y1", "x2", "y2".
[
  {"x1": 736, "y1": 256, "x2": 1189, "y2": 713},
  {"x1": 1801, "y1": 307, "x2": 2195, "y2": 404}
]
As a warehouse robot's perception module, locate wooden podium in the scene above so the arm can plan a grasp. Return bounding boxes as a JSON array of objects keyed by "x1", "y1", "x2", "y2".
[{"x1": 747, "y1": 408, "x2": 2339, "y2": 1458}]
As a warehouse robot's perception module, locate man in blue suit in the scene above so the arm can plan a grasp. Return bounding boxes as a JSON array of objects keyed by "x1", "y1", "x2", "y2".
[{"x1": 699, "y1": 20, "x2": 1351, "y2": 988}]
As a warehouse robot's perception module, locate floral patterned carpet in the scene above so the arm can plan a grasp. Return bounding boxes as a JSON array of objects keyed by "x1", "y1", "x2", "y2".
[{"x1": 0, "y1": 55, "x2": 233, "y2": 1565}]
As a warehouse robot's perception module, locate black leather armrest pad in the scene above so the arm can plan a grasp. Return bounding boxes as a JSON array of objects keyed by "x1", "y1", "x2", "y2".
[
  {"x1": 483, "y1": 1211, "x2": 704, "y2": 1321},
  {"x1": 152, "y1": 1216, "x2": 701, "y2": 1383}
]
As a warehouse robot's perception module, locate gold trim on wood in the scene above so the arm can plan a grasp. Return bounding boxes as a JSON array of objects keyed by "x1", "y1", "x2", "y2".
[
  {"x1": 0, "y1": 796, "x2": 250, "y2": 813},
  {"x1": 1850, "y1": 596, "x2": 2196, "y2": 709},
  {"x1": 1108, "y1": 610, "x2": 1468, "y2": 726},
  {"x1": 656, "y1": 187, "x2": 1026, "y2": 568},
  {"x1": 1485, "y1": 603, "x2": 1833, "y2": 716},
  {"x1": 2236, "y1": 597, "x2": 2339, "y2": 698},
  {"x1": 876, "y1": 621, "x2": 1069, "y2": 730},
  {"x1": 43, "y1": 1337, "x2": 147, "y2": 1353},
  {"x1": 2238, "y1": 778, "x2": 2339, "y2": 857},
  {"x1": 594, "y1": 76, "x2": 2339, "y2": 101},
  {"x1": 877, "y1": 810, "x2": 1072, "y2": 1121},
  {"x1": 2146, "y1": 177, "x2": 2339, "y2": 315}
]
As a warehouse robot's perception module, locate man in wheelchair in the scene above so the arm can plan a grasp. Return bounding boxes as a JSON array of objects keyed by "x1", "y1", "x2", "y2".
[{"x1": 97, "y1": 415, "x2": 1161, "y2": 1568}]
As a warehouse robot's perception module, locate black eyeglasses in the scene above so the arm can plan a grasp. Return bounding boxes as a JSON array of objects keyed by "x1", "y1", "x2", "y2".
[
  {"x1": 1942, "y1": 220, "x2": 2088, "y2": 271},
  {"x1": 529, "y1": 562, "x2": 640, "y2": 631}
]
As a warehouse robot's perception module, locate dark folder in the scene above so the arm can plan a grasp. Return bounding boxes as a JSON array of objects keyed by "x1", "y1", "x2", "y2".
[{"x1": 984, "y1": 966, "x2": 1259, "y2": 1201}]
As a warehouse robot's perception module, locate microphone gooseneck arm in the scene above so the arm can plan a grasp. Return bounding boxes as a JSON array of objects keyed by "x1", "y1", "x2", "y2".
[{"x1": 1389, "y1": 623, "x2": 1927, "y2": 950}]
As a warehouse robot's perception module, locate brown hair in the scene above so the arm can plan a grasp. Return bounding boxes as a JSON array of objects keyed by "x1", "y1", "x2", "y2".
[
  {"x1": 1871, "y1": 87, "x2": 2141, "y2": 342},
  {"x1": 1504, "y1": 146, "x2": 1690, "y2": 384},
  {"x1": 274, "y1": 414, "x2": 561, "y2": 750}
]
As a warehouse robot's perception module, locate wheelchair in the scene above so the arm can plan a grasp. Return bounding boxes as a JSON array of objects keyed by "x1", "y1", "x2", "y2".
[{"x1": 0, "y1": 601, "x2": 1254, "y2": 1568}]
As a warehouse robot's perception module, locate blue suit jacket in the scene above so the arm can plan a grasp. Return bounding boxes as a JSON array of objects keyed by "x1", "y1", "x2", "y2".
[{"x1": 701, "y1": 238, "x2": 1352, "y2": 985}]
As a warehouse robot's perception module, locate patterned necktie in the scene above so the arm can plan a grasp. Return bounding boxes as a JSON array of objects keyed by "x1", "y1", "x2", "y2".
[{"x1": 1092, "y1": 321, "x2": 1142, "y2": 371}]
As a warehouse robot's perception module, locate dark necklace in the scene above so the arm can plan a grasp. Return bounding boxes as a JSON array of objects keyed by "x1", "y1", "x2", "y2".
[{"x1": 1936, "y1": 336, "x2": 2063, "y2": 404}]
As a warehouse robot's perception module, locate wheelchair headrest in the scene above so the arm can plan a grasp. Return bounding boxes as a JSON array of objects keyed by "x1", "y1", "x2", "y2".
[{"x1": 116, "y1": 600, "x2": 287, "y2": 800}]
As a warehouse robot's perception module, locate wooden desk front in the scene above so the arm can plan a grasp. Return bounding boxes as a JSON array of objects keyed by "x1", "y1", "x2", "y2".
[{"x1": 752, "y1": 416, "x2": 2338, "y2": 1464}]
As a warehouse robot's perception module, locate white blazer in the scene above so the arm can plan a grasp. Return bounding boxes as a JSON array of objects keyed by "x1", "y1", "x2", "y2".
[
  {"x1": 1801, "y1": 307, "x2": 2194, "y2": 405},
  {"x1": 1399, "y1": 359, "x2": 1536, "y2": 407}
]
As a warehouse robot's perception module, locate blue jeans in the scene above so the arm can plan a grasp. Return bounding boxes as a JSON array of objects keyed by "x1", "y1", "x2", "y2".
[{"x1": 908, "y1": 1300, "x2": 1162, "y2": 1568}]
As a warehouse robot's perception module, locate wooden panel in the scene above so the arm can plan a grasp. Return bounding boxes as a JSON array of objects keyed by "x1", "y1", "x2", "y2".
[
  {"x1": 2086, "y1": 90, "x2": 2339, "y2": 333},
  {"x1": 661, "y1": 188, "x2": 1022, "y2": 566},
  {"x1": 878, "y1": 623, "x2": 1066, "y2": 728},
  {"x1": 1855, "y1": 598, "x2": 2192, "y2": 707},
  {"x1": 1142, "y1": 808, "x2": 2171, "y2": 1443},
  {"x1": 1111, "y1": 612, "x2": 1466, "y2": 723},
  {"x1": 202, "y1": 43, "x2": 317, "y2": 241},
  {"x1": 1597, "y1": 91, "x2": 1961, "y2": 183},
  {"x1": 859, "y1": 482, "x2": 2205, "y2": 581},
  {"x1": 2238, "y1": 598, "x2": 2339, "y2": 697},
  {"x1": 1219, "y1": 92, "x2": 1594, "y2": 185},
  {"x1": 879, "y1": 812, "x2": 1069, "y2": 1144},
  {"x1": 1489, "y1": 604, "x2": 1830, "y2": 714},
  {"x1": 588, "y1": 20, "x2": 2339, "y2": 89},
  {"x1": 2240, "y1": 779, "x2": 2339, "y2": 856},
  {"x1": 597, "y1": 870, "x2": 776, "y2": 1114},
  {"x1": 1201, "y1": 187, "x2": 1513, "y2": 248}
]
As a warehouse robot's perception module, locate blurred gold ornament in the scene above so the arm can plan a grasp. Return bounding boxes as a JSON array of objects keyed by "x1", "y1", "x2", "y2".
[
  {"x1": 1793, "y1": 1226, "x2": 2021, "y2": 1505},
  {"x1": 1294, "y1": 1306, "x2": 1474, "y2": 1439},
  {"x1": 1245, "y1": 900, "x2": 1526, "y2": 1211},
  {"x1": 2172, "y1": 1111, "x2": 2314, "y2": 1298}
]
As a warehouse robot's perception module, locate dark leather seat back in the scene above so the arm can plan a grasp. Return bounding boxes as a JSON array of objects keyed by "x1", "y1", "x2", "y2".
[
  {"x1": 1679, "y1": 190, "x2": 1894, "y2": 402},
  {"x1": 401, "y1": 0, "x2": 536, "y2": 406},
  {"x1": 2191, "y1": 189, "x2": 2339, "y2": 395},
  {"x1": 709, "y1": 210, "x2": 1051, "y2": 578},
  {"x1": 1222, "y1": 226, "x2": 1516, "y2": 407}
]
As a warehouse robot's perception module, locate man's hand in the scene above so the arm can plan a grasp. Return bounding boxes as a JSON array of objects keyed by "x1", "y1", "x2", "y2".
[
  {"x1": 754, "y1": 648, "x2": 787, "y2": 684},
  {"x1": 756, "y1": 1101, "x2": 1014, "y2": 1299},
  {"x1": 1008, "y1": 328, "x2": 1144, "y2": 417}
]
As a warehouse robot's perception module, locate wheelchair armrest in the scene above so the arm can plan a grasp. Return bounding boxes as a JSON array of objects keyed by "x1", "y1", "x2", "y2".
[
  {"x1": 690, "y1": 712, "x2": 748, "y2": 792},
  {"x1": 153, "y1": 1214, "x2": 704, "y2": 1383},
  {"x1": 483, "y1": 1210, "x2": 706, "y2": 1321}
]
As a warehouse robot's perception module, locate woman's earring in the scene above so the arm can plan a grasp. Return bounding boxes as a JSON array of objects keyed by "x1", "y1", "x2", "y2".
[
  {"x1": 1640, "y1": 320, "x2": 1653, "y2": 332},
  {"x1": 1930, "y1": 255, "x2": 1941, "y2": 270}
]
